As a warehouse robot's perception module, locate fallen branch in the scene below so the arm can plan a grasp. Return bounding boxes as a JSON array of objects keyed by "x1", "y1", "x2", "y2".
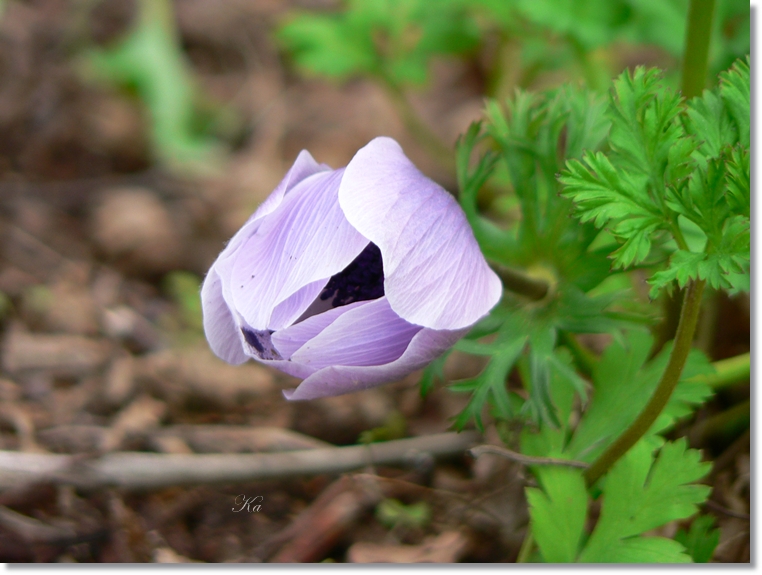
[{"x1": 0, "y1": 432, "x2": 479, "y2": 490}]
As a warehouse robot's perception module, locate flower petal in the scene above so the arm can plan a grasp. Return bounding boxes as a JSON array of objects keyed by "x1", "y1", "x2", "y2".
[
  {"x1": 200, "y1": 267, "x2": 248, "y2": 364},
  {"x1": 268, "y1": 279, "x2": 326, "y2": 331},
  {"x1": 229, "y1": 169, "x2": 371, "y2": 330},
  {"x1": 216, "y1": 150, "x2": 331, "y2": 267},
  {"x1": 289, "y1": 297, "x2": 422, "y2": 369},
  {"x1": 283, "y1": 326, "x2": 467, "y2": 400},
  {"x1": 339, "y1": 137, "x2": 502, "y2": 330},
  {"x1": 271, "y1": 300, "x2": 369, "y2": 358}
]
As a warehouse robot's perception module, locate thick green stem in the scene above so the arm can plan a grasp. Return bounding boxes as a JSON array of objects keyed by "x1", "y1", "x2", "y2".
[
  {"x1": 492, "y1": 264, "x2": 549, "y2": 301},
  {"x1": 681, "y1": 0, "x2": 717, "y2": 99},
  {"x1": 584, "y1": 279, "x2": 706, "y2": 487}
]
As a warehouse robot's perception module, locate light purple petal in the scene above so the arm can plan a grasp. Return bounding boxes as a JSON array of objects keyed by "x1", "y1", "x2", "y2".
[
  {"x1": 289, "y1": 297, "x2": 423, "y2": 369},
  {"x1": 271, "y1": 300, "x2": 369, "y2": 358},
  {"x1": 247, "y1": 149, "x2": 331, "y2": 226},
  {"x1": 215, "y1": 151, "x2": 331, "y2": 268},
  {"x1": 283, "y1": 326, "x2": 467, "y2": 400},
  {"x1": 229, "y1": 169, "x2": 370, "y2": 330},
  {"x1": 339, "y1": 137, "x2": 502, "y2": 330},
  {"x1": 268, "y1": 279, "x2": 327, "y2": 331},
  {"x1": 200, "y1": 267, "x2": 248, "y2": 365}
]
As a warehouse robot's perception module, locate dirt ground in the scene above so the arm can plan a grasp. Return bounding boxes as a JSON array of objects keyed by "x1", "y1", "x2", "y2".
[{"x1": 0, "y1": 0, "x2": 749, "y2": 563}]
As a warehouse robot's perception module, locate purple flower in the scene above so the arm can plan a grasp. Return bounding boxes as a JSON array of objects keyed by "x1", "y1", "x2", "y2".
[{"x1": 201, "y1": 137, "x2": 501, "y2": 400}]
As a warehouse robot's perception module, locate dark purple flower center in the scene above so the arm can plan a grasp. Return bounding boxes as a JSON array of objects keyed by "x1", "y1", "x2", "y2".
[{"x1": 318, "y1": 242, "x2": 385, "y2": 307}]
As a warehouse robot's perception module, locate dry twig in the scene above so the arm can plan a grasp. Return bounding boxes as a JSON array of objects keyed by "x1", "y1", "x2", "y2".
[{"x1": 0, "y1": 431, "x2": 479, "y2": 490}]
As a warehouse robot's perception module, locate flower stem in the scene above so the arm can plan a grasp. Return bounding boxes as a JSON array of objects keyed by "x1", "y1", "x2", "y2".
[
  {"x1": 583, "y1": 279, "x2": 706, "y2": 487},
  {"x1": 681, "y1": 0, "x2": 717, "y2": 100},
  {"x1": 492, "y1": 264, "x2": 550, "y2": 301}
]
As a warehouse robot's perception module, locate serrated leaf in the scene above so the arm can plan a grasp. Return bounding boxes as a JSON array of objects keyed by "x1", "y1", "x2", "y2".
[
  {"x1": 674, "y1": 515, "x2": 720, "y2": 563},
  {"x1": 579, "y1": 439, "x2": 710, "y2": 562},
  {"x1": 449, "y1": 326, "x2": 527, "y2": 430},
  {"x1": 607, "y1": 67, "x2": 684, "y2": 177},
  {"x1": 726, "y1": 146, "x2": 750, "y2": 218},
  {"x1": 526, "y1": 466, "x2": 588, "y2": 563},
  {"x1": 418, "y1": 351, "x2": 451, "y2": 397},
  {"x1": 567, "y1": 331, "x2": 713, "y2": 461},
  {"x1": 719, "y1": 56, "x2": 750, "y2": 147},
  {"x1": 586, "y1": 536, "x2": 691, "y2": 563},
  {"x1": 520, "y1": 348, "x2": 582, "y2": 463},
  {"x1": 649, "y1": 215, "x2": 749, "y2": 296},
  {"x1": 684, "y1": 89, "x2": 736, "y2": 160}
]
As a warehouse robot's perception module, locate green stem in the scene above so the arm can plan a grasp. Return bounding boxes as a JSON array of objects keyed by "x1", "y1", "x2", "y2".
[
  {"x1": 688, "y1": 352, "x2": 750, "y2": 389},
  {"x1": 492, "y1": 264, "x2": 550, "y2": 301},
  {"x1": 516, "y1": 528, "x2": 534, "y2": 563},
  {"x1": 681, "y1": 0, "x2": 717, "y2": 99},
  {"x1": 584, "y1": 279, "x2": 706, "y2": 487}
]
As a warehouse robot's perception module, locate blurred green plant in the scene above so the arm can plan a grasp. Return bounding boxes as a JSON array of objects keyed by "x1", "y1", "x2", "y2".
[
  {"x1": 375, "y1": 498, "x2": 432, "y2": 531},
  {"x1": 358, "y1": 410, "x2": 407, "y2": 444},
  {"x1": 277, "y1": 0, "x2": 749, "y2": 170},
  {"x1": 80, "y1": 0, "x2": 229, "y2": 172},
  {"x1": 163, "y1": 270, "x2": 204, "y2": 337}
]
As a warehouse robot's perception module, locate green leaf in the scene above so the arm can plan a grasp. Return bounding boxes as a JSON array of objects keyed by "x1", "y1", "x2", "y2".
[
  {"x1": 277, "y1": 15, "x2": 377, "y2": 78},
  {"x1": 579, "y1": 439, "x2": 710, "y2": 562},
  {"x1": 586, "y1": 536, "x2": 691, "y2": 563},
  {"x1": 449, "y1": 322, "x2": 527, "y2": 430},
  {"x1": 719, "y1": 56, "x2": 750, "y2": 147},
  {"x1": 649, "y1": 216, "x2": 749, "y2": 296},
  {"x1": 726, "y1": 146, "x2": 750, "y2": 218},
  {"x1": 684, "y1": 89, "x2": 736, "y2": 160},
  {"x1": 560, "y1": 68, "x2": 690, "y2": 257},
  {"x1": 674, "y1": 515, "x2": 721, "y2": 563},
  {"x1": 278, "y1": 0, "x2": 482, "y2": 87},
  {"x1": 621, "y1": 0, "x2": 688, "y2": 57},
  {"x1": 485, "y1": 85, "x2": 614, "y2": 292},
  {"x1": 566, "y1": 331, "x2": 713, "y2": 462},
  {"x1": 514, "y1": 0, "x2": 629, "y2": 50},
  {"x1": 418, "y1": 351, "x2": 450, "y2": 397},
  {"x1": 520, "y1": 348, "x2": 579, "y2": 457},
  {"x1": 83, "y1": 0, "x2": 223, "y2": 170},
  {"x1": 526, "y1": 466, "x2": 588, "y2": 562}
]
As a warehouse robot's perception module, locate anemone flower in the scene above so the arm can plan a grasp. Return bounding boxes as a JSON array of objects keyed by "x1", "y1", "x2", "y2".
[{"x1": 201, "y1": 137, "x2": 501, "y2": 400}]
